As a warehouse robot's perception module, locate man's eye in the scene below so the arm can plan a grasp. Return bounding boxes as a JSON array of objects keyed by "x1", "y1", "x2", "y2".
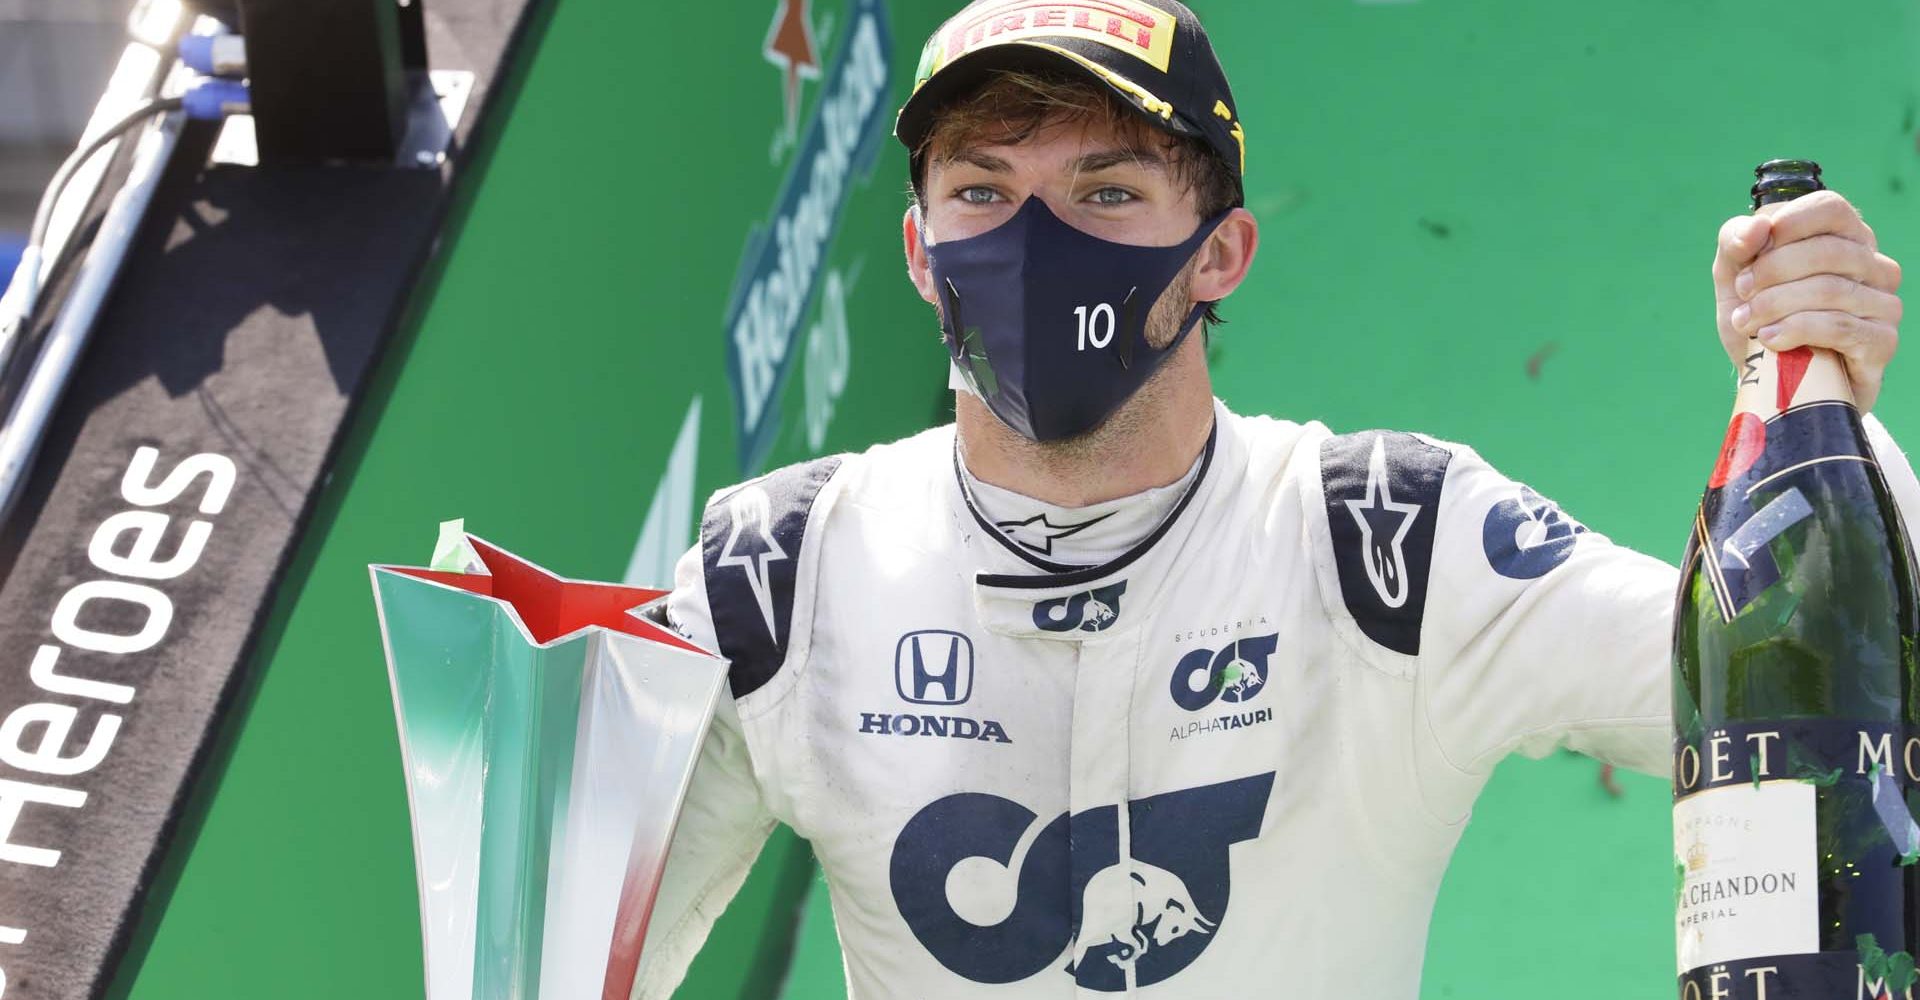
[
  {"x1": 1087, "y1": 187, "x2": 1136, "y2": 206},
  {"x1": 957, "y1": 187, "x2": 1000, "y2": 205}
]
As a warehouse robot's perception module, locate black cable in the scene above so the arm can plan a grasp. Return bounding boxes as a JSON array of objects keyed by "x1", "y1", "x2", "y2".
[
  {"x1": 2, "y1": 94, "x2": 185, "y2": 357},
  {"x1": 27, "y1": 95, "x2": 184, "y2": 252}
]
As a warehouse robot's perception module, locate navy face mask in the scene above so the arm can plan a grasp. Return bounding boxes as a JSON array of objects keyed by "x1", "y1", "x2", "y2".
[{"x1": 925, "y1": 196, "x2": 1227, "y2": 442}]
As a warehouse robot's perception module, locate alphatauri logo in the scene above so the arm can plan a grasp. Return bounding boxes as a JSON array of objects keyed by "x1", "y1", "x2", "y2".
[
  {"x1": 890, "y1": 773, "x2": 1275, "y2": 991},
  {"x1": 1033, "y1": 581, "x2": 1127, "y2": 634},
  {"x1": 1168, "y1": 633, "x2": 1277, "y2": 742}
]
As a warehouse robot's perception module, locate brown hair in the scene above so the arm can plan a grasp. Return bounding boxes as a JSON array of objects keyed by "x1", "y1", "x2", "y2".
[{"x1": 910, "y1": 69, "x2": 1239, "y2": 331}]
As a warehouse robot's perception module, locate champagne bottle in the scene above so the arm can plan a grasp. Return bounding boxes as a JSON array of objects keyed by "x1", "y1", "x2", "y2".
[{"x1": 1673, "y1": 159, "x2": 1920, "y2": 999}]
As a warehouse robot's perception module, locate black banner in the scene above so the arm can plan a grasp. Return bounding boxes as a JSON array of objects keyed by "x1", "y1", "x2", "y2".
[{"x1": 0, "y1": 1, "x2": 540, "y2": 996}]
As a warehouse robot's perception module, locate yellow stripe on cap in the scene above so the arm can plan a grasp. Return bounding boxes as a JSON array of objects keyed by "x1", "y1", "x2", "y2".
[
  {"x1": 1213, "y1": 99, "x2": 1246, "y2": 174},
  {"x1": 1022, "y1": 41, "x2": 1174, "y2": 121}
]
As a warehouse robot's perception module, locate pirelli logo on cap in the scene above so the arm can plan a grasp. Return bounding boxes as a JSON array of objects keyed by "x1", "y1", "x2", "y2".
[{"x1": 928, "y1": 1, "x2": 1178, "y2": 78}]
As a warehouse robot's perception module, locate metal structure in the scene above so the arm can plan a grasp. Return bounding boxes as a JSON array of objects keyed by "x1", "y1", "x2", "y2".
[
  {"x1": 0, "y1": 0, "x2": 531, "y2": 995},
  {"x1": 236, "y1": 0, "x2": 429, "y2": 164}
]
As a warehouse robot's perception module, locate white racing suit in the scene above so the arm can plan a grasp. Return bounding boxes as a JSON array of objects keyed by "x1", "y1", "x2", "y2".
[{"x1": 632, "y1": 397, "x2": 1920, "y2": 998}]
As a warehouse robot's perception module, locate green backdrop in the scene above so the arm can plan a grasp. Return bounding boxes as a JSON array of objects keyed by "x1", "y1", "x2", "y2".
[{"x1": 105, "y1": 0, "x2": 1920, "y2": 997}]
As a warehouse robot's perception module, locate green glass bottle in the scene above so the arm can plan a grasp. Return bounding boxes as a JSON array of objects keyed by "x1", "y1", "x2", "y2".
[{"x1": 1672, "y1": 160, "x2": 1920, "y2": 998}]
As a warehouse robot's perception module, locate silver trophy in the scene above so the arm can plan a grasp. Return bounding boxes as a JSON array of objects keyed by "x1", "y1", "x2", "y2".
[{"x1": 370, "y1": 528, "x2": 726, "y2": 999}]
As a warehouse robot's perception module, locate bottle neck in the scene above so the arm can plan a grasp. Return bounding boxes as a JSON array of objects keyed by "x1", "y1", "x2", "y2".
[{"x1": 1731, "y1": 340, "x2": 1854, "y2": 419}]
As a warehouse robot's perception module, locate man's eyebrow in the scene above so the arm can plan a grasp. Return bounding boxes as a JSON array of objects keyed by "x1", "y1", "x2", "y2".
[
  {"x1": 941, "y1": 148, "x2": 1014, "y2": 172},
  {"x1": 1071, "y1": 148, "x2": 1168, "y2": 174}
]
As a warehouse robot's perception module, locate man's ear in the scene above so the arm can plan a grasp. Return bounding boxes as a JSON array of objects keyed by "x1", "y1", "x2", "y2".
[
  {"x1": 904, "y1": 204, "x2": 938, "y2": 305},
  {"x1": 1189, "y1": 207, "x2": 1259, "y2": 304}
]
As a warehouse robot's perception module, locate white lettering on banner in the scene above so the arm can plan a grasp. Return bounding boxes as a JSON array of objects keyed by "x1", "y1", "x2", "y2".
[
  {"x1": 0, "y1": 703, "x2": 119, "y2": 777},
  {"x1": 804, "y1": 267, "x2": 853, "y2": 452},
  {"x1": 50, "y1": 580, "x2": 173, "y2": 655},
  {"x1": 0, "y1": 778, "x2": 86, "y2": 867},
  {"x1": 0, "y1": 447, "x2": 235, "y2": 980},
  {"x1": 729, "y1": 9, "x2": 889, "y2": 445},
  {"x1": 88, "y1": 511, "x2": 212, "y2": 580},
  {"x1": 0, "y1": 919, "x2": 22, "y2": 998},
  {"x1": 120, "y1": 446, "x2": 235, "y2": 513},
  {"x1": 28, "y1": 645, "x2": 131, "y2": 705}
]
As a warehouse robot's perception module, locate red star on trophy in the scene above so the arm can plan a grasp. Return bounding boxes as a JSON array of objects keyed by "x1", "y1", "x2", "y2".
[{"x1": 371, "y1": 526, "x2": 726, "y2": 999}]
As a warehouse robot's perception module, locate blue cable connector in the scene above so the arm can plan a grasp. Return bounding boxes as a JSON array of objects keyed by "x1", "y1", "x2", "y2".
[
  {"x1": 178, "y1": 34, "x2": 248, "y2": 78},
  {"x1": 182, "y1": 79, "x2": 250, "y2": 120}
]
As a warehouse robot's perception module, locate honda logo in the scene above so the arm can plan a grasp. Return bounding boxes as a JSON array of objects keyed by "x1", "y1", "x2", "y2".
[{"x1": 895, "y1": 630, "x2": 974, "y2": 706}]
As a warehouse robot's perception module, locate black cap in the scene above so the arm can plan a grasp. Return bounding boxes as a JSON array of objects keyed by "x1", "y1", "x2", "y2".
[{"x1": 894, "y1": 1, "x2": 1245, "y2": 198}]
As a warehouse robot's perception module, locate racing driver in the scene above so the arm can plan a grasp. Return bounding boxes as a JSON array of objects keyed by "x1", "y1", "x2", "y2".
[{"x1": 634, "y1": 1, "x2": 1916, "y2": 996}]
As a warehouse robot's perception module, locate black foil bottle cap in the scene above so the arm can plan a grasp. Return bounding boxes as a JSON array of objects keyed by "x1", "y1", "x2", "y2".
[{"x1": 1752, "y1": 159, "x2": 1824, "y2": 209}]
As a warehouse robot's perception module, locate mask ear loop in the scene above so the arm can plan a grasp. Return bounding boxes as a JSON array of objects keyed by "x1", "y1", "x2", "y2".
[
  {"x1": 1121, "y1": 211, "x2": 1231, "y2": 371},
  {"x1": 1116, "y1": 286, "x2": 1139, "y2": 371},
  {"x1": 940, "y1": 277, "x2": 965, "y2": 348},
  {"x1": 921, "y1": 203, "x2": 958, "y2": 355},
  {"x1": 1133, "y1": 299, "x2": 1214, "y2": 372}
]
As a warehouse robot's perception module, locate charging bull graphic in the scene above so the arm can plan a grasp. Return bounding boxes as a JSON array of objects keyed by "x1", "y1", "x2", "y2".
[
  {"x1": 1170, "y1": 633, "x2": 1278, "y2": 713},
  {"x1": 1068, "y1": 862, "x2": 1217, "y2": 976},
  {"x1": 1221, "y1": 661, "x2": 1264, "y2": 702},
  {"x1": 890, "y1": 772, "x2": 1275, "y2": 991}
]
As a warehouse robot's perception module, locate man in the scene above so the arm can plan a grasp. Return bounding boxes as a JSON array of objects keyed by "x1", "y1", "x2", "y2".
[{"x1": 635, "y1": 2, "x2": 1911, "y2": 996}]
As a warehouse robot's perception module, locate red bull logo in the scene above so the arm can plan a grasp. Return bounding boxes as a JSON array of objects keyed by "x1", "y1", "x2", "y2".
[
  {"x1": 1169, "y1": 632, "x2": 1276, "y2": 712},
  {"x1": 1032, "y1": 581, "x2": 1127, "y2": 633},
  {"x1": 889, "y1": 772, "x2": 1273, "y2": 990},
  {"x1": 1068, "y1": 861, "x2": 1216, "y2": 976},
  {"x1": 1167, "y1": 632, "x2": 1278, "y2": 741}
]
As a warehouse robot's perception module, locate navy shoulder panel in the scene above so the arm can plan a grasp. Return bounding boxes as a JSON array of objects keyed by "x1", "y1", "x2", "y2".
[
  {"x1": 701, "y1": 455, "x2": 843, "y2": 698},
  {"x1": 1319, "y1": 430, "x2": 1452, "y2": 657}
]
